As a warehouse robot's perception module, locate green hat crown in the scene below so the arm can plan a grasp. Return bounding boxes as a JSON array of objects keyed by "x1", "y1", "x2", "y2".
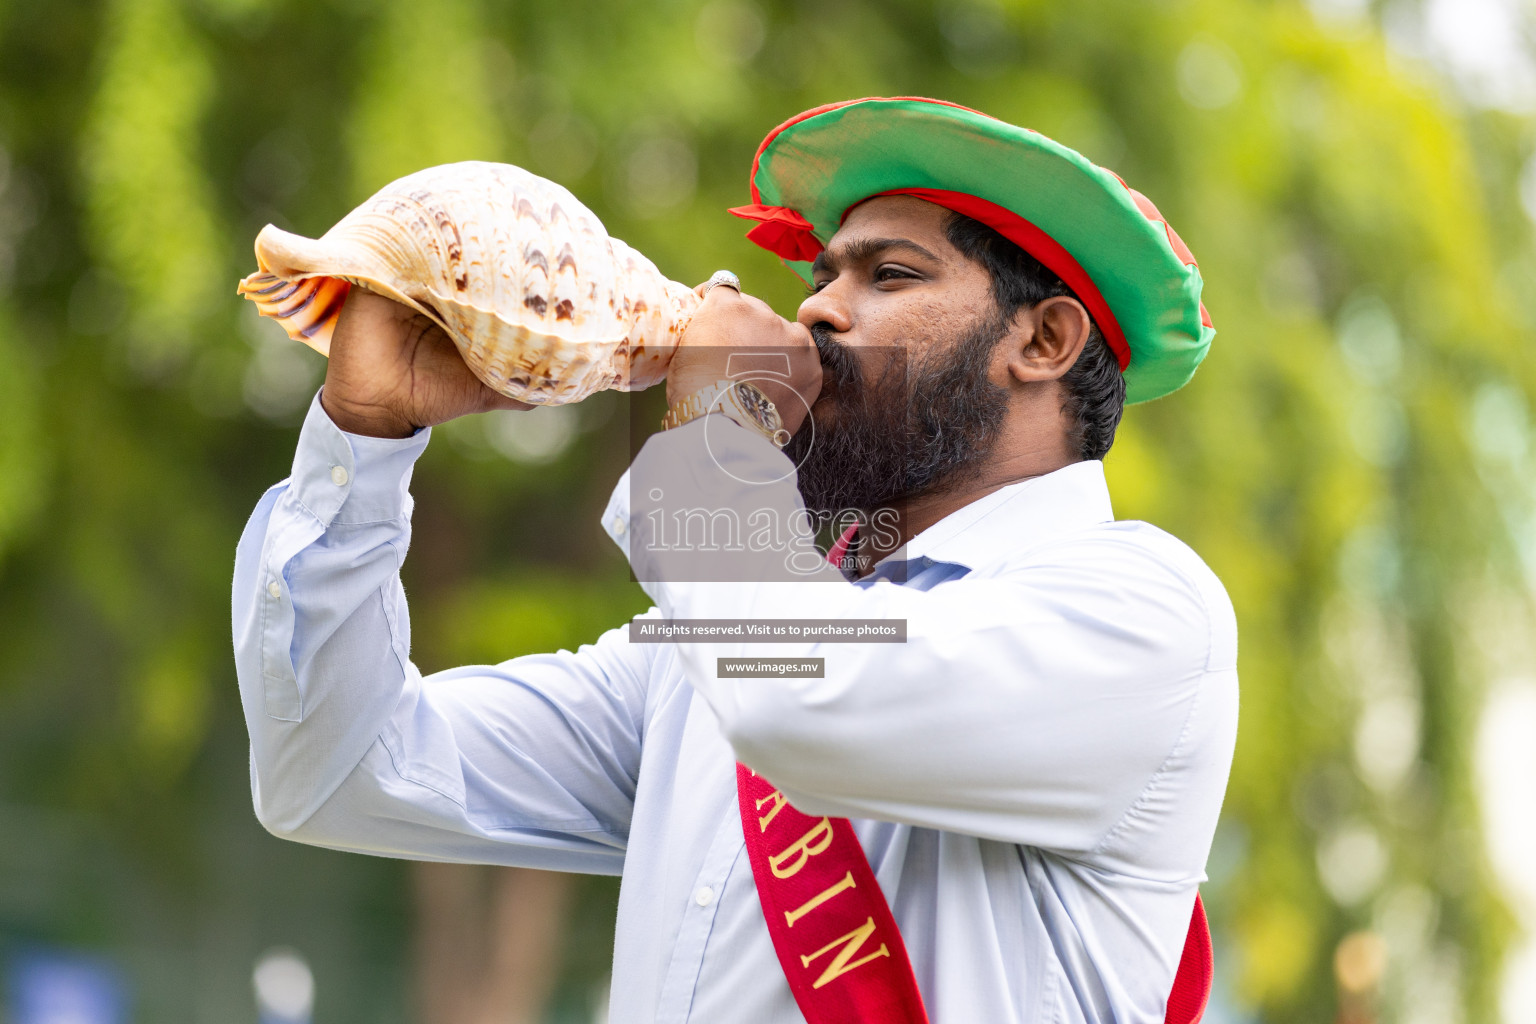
[{"x1": 729, "y1": 96, "x2": 1214, "y2": 405}]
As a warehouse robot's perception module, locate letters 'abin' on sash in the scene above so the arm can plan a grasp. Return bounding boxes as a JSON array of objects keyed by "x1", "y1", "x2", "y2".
[
  {"x1": 736, "y1": 763, "x2": 1214, "y2": 1024},
  {"x1": 736, "y1": 764, "x2": 930, "y2": 1024}
]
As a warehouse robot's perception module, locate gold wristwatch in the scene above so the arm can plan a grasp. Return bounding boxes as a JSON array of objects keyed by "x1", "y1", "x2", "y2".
[{"x1": 662, "y1": 379, "x2": 792, "y2": 448}]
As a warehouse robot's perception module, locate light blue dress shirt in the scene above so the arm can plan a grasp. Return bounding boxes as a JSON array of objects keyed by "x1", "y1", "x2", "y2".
[{"x1": 232, "y1": 394, "x2": 1238, "y2": 1024}]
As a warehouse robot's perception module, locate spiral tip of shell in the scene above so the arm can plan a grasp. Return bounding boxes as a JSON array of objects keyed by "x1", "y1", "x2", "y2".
[{"x1": 237, "y1": 271, "x2": 351, "y2": 356}]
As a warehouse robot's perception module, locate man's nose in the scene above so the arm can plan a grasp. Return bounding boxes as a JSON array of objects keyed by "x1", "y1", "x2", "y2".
[{"x1": 797, "y1": 282, "x2": 852, "y2": 334}]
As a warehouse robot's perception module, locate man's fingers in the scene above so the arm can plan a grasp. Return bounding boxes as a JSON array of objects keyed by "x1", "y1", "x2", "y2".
[
  {"x1": 784, "y1": 318, "x2": 815, "y2": 345},
  {"x1": 691, "y1": 285, "x2": 785, "y2": 325}
]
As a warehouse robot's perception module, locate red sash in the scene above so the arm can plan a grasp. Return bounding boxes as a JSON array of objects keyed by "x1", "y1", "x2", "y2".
[
  {"x1": 737, "y1": 764, "x2": 930, "y2": 1023},
  {"x1": 737, "y1": 767, "x2": 1212, "y2": 1023}
]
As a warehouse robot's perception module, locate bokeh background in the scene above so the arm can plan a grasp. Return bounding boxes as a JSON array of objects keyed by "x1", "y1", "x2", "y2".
[{"x1": 2, "y1": 0, "x2": 1535, "y2": 1021}]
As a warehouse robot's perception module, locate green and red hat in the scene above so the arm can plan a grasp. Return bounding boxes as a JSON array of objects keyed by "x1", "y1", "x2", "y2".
[{"x1": 729, "y1": 96, "x2": 1214, "y2": 405}]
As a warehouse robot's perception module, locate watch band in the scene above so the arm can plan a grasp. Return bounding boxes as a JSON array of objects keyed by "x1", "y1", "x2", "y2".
[
  {"x1": 661, "y1": 380, "x2": 791, "y2": 447},
  {"x1": 660, "y1": 382, "x2": 725, "y2": 433}
]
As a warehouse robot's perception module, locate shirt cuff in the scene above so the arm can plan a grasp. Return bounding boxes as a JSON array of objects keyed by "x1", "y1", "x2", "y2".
[
  {"x1": 600, "y1": 416, "x2": 788, "y2": 561},
  {"x1": 601, "y1": 468, "x2": 635, "y2": 562},
  {"x1": 602, "y1": 416, "x2": 833, "y2": 587},
  {"x1": 290, "y1": 390, "x2": 432, "y2": 527}
]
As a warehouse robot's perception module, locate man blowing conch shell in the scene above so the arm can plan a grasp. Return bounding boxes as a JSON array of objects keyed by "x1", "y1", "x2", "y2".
[{"x1": 232, "y1": 97, "x2": 1237, "y2": 1024}]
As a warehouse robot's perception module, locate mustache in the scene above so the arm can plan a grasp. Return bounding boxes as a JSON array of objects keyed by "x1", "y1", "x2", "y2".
[
  {"x1": 789, "y1": 314, "x2": 1009, "y2": 517},
  {"x1": 809, "y1": 323, "x2": 862, "y2": 395}
]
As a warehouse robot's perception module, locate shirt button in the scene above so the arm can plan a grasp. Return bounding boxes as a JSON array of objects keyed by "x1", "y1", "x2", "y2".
[
  {"x1": 330, "y1": 465, "x2": 349, "y2": 487},
  {"x1": 267, "y1": 580, "x2": 281, "y2": 599},
  {"x1": 612, "y1": 516, "x2": 627, "y2": 536},
  {"x1": 694, "y1": 886, "x2": 715, "y2": 907}
]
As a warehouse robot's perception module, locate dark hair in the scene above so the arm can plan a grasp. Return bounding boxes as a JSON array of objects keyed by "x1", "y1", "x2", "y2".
[{"x1": 943, "y1": 212, "x2": 1126, "y2": 461}]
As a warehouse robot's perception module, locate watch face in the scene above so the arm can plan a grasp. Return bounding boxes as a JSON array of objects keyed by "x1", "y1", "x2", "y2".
[{"x1": 731, "y1": 381, "x2": 777, "y2": 430}]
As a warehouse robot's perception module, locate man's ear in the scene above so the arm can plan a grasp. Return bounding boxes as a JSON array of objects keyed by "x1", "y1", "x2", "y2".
[{"x1": 1004, "y1": 296, "x2": 1091, "y2": 385}]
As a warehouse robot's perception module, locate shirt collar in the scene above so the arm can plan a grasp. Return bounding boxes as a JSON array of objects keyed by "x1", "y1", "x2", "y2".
[{"x1": 893, "y1": 460, "x2": 1115, "y2": 571}]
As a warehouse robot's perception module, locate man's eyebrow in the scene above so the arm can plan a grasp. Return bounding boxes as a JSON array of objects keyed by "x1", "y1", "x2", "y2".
[{"x1": 811, "y1": 237, "x2": 943, "y2": 277}]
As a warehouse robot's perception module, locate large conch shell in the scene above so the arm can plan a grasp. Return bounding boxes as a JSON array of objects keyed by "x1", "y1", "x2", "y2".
[{"x1": 237, "y1": 161, "x2": 699, "y2": 405}]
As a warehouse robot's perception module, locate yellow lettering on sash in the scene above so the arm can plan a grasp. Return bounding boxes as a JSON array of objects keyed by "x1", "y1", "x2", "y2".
[
  {"x1": 800, "y1": 916, "x2": 890, "y2": 989},
  {"x1": 755, "y1": 789, "x2": 788, "y2": 832},
  {"x1": 768, "y1": 817, "x2": 834, "y2": 878},
  {"x1": 784, "y1": 871, "x2": 856, "y2": 928}
]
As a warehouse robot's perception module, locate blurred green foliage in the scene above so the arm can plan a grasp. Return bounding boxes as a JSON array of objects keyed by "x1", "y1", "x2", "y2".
[{"x1": 0, "y1": 0, "x2": 1533, "y2": 1021}]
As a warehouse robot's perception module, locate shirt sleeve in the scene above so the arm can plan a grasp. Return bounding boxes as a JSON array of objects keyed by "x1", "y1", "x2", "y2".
[
  {"x1": 232, "y1": 393, "x2": 654, "y2": 874},
  {"x1": 606, "y1": 418, "x2": 1238, "y2": 878}
]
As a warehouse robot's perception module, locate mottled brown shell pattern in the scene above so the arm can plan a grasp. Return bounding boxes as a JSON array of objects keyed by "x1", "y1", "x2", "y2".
[{"x1": 236, "y1": 161, "x2": 698, "y2": 405}]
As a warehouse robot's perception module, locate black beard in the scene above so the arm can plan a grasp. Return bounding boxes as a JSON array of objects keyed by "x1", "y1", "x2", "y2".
[{"x1": 784, "y1": 315, "x2": 1011, "y2": 519}]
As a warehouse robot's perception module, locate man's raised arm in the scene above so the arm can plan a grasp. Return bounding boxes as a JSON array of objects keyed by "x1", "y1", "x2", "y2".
[{"x1": 230, "y1": 290, "x2": 652, "y2": 872}]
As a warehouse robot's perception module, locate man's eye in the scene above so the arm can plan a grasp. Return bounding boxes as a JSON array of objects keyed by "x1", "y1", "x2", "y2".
[
  {"x1": 875, "y1": 265, "x2": 913, "y2": 282},
  {"x1": 806, "y1": 280, "x2": 829, "y2": 296}
]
